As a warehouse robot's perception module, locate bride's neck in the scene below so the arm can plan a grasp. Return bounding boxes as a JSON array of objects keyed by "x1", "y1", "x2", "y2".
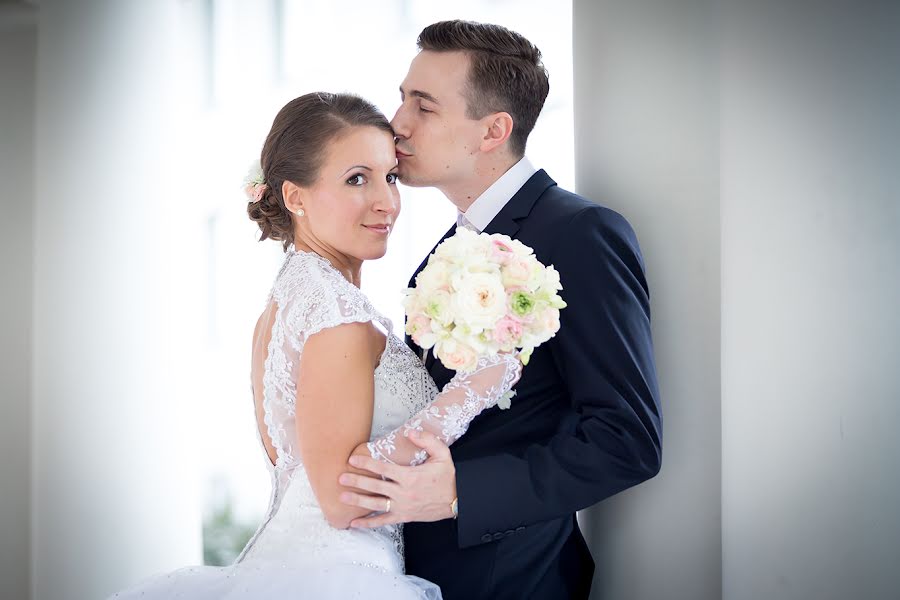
[{"x1": 293, "y1": 238, "x2": 362, "y2": 287}]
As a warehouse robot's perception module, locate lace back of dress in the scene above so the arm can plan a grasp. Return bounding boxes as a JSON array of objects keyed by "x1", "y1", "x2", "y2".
[{"x1": 261, "y1": 250, "x2": 384, "y2": 469}]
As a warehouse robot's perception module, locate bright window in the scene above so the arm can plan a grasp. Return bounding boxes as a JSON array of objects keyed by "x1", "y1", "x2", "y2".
[{"x1": 185, "y1": 0, "x2": 573, "y2": 564}]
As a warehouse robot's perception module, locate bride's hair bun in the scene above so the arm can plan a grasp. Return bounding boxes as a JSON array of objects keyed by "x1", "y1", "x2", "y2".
[
  {"x1": 247, "y1": 184, "x2": 292, "y2": 249},
  {"x1": 246, "y1": 92, "x2": 393, "y2": 251}
]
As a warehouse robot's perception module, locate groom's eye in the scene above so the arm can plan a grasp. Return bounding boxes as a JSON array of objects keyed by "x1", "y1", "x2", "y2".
[{"x1": 346, "y1": 174, "x2": 366, "y2": 186}]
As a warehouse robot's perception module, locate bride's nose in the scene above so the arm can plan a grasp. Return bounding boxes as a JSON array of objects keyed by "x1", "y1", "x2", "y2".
[{"x1": 372, "y1": 185, "x2": 399, "y2": 215}]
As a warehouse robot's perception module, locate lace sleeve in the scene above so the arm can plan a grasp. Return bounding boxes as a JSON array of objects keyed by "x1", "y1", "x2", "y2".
[
  {"x1": 277, "y1": 252, "x2": 383, "y2": 345},
  {"x1": 367, "y1": 353, "x2": 521, "y2": 466}
]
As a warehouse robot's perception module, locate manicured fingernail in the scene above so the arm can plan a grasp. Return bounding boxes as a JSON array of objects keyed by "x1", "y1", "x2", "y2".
[
  {"x1": 340, "y1": 492, "x2": 352, "y2": 502},
  {"x1": 339, "y1": 474, "x2": 351, "y2": 485},
  {"x1": 349, "y1": 456, "x2": 362, "y2": 467}
]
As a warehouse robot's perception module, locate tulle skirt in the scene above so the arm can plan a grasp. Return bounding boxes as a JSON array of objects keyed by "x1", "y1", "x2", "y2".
[
  {"x1": 110, "y1": 468, "x2": 442, "y2": 598},
  {"x1": 108, "y1": 557, "x2": 442, "y2": 599}
]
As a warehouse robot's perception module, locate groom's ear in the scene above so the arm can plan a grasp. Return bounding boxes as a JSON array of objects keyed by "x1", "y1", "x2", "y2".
[
  {"x1": 282, "y1": 180, "x2": 308, "y2": 214},
  {"x1": 479, "y1": 112, "x2": 514, "y2": 154}
]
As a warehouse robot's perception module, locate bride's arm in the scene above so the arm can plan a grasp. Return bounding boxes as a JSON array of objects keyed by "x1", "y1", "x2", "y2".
[
  {"x1": 294, "y1": 321, "x2": 385, "y2": 530},
  {"x1": 349, "y1": 353, "x2": 522, "y2": 466}
]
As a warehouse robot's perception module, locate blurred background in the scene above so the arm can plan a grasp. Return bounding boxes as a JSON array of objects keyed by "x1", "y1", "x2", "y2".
[{"x1": 1, "y1": 0, "x2": 897, "y2": 599}]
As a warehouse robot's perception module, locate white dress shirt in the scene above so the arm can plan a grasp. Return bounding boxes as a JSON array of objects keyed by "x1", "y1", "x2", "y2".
[{"x1": 457, "y1": 156, "x2": 537, "y2": 233}]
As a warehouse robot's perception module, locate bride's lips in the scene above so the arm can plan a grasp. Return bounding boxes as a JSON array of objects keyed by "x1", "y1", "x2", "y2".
[{"x1": 363, "y1": 223, "x2": 391, "y2": 235}]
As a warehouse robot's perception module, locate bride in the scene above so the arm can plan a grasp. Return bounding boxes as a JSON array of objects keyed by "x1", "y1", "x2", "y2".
[{"x1": 109, "y1": 92, "x2": 521, "y2": 599}]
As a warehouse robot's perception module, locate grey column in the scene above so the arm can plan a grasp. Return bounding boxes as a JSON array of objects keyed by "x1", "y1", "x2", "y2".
[
  {"x1": 574, "y1": 1, "x2": 721, "y2": 599},
  {"x1": 721, "y1": 2, "x2": 900, "y2": 599},
  {"x1": 0, "y1": 4, "x2": 37, "y2": 600}
]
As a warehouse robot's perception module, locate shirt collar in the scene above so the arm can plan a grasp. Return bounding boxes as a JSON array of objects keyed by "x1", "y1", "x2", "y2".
[{"x1": 459, "y1": 156, "x2": 537, "y2": 232}]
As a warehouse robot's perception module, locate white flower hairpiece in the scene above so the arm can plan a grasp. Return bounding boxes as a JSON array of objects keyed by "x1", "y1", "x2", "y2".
[{"x1": 242, "y1": 159, "x2": 268, "y2": 203}]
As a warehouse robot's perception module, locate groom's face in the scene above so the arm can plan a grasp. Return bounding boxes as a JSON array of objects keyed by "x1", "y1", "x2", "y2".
[{"x1": 391, "y1": 50, "x2": 486, "y2": 189}]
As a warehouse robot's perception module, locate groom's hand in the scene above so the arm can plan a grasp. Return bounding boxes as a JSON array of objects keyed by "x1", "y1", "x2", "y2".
[{"x1": 338, "y1": 430, "x2": 457, "y2": 528}]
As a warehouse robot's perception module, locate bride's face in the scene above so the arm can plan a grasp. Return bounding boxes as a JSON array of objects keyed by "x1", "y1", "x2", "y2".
[{"x1": 287, "y1": 126, "x2": 400, "y2": 263}]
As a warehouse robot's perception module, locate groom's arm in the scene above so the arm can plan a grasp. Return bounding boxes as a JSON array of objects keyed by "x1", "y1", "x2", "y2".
[{"x1": 454, "y1": 204, "x2": 663, "y2": 548}]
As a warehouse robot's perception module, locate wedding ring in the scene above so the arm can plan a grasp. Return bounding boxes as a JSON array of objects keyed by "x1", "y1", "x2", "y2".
[{"x1": 385, "y1": 499, "x2": 391, "y2": 513}]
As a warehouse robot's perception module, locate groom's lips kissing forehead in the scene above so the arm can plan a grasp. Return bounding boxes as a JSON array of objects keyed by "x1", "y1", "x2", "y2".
[{"x1": 395, "y1": 146, "x2": 412, "y2": 159}]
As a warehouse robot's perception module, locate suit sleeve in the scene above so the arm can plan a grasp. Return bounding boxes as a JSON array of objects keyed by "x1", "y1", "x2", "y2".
[{"x1": 453, "y1": 205, "x2": 663, "y2": 548}]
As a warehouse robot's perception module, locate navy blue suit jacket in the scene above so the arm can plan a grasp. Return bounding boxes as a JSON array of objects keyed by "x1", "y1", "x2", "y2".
[{"x1": 403, "y1": 171, "x2": 662, "y2": 599}]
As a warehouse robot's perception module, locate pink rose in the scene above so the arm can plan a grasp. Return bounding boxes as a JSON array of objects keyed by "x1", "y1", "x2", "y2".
[
  {"x1": 435, "y1": 338, "x2": 478, "y2": 372},
  {"x1": 538, "y1": 307, "x2": 561, "y2": 336},
  {"x1": 492, "y1": 316, "x2": 524, "y2": 351},
  {"x1": 502, "y1": 256, "x2": 533, "y2": 287},
  {"x1": 491, "y1": 239, "x2": 515, "y2": 265},
  {"x1": 406, "y1": 314, "x2": 434, "y2": 347},
  {"x1": 244, "y1": 182, "x2": 267, "y2": 203}
]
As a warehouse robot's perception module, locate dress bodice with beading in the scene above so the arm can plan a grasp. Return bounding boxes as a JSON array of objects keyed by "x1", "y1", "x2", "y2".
[{"x1": 236, "y1": 249, "x2": 439, "y2": 572}]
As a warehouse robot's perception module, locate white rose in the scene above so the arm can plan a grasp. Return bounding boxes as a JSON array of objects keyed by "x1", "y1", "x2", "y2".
[
  {"x1": 507, "y1": 238, "x2": 534, "y2": 257},
  {"x1": 435, "y1": 228, "x2": 480, "y2": 260},
  {"x1": 462, "y1": 247, "x2": 501, "y2": 275},
  {"x1": 450, "y1": 272, "x2": 508, "y2": 330},
  {"x1": 439, "y1": 230, "x2": 496, "y2": 270},
  {"x1": 416, "y1": 259, "x2": 452, "y2": 292},
  {"x1": 402, "y1": 287, "x2": 424, "y2": 313},
  {"x1": 542, "y1": 265, "x2": 563, "y2": 291}
]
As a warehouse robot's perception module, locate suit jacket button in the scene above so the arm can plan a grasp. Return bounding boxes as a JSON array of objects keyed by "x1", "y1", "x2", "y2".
[
  {"x1": 492, "y1": 532, "x2": 505, "y2": 541},
  {"x1": 481, "y1": 534, "x2": 492, "y2": 543}
]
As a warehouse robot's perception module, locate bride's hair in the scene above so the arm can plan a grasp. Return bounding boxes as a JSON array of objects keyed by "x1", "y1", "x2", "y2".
[{"x1": 247, "y1": 92, "x2": 394, "y2": 251}]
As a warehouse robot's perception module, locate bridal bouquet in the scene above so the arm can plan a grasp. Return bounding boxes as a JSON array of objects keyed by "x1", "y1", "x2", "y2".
[{"x1": 404, "y1": 227, "x2": 566, "y2": 385}]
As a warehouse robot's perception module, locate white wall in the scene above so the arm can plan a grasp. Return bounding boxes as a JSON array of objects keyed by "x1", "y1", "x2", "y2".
[
  {"x1": 0, "y1": 6, "x2": 36, "y2": 600},
  {"x1": 574, "y1": 1, "x2": 721, "y2": 599},
  {"x1": 721, "y1": 2, "x2": 900, "y2": 599},
  {"x1": 32, "y1": 1, "x2": 204, "y2": 598}
]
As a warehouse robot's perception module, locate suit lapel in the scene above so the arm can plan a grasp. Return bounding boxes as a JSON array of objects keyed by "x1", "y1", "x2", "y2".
[{"x1": 482, "y1": 169, "x2": 556, "y2": 238}]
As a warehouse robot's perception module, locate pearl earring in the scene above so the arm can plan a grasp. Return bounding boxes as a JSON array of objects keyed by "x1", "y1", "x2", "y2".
[{"x1": 296, "y1": 208, "x2": 305, "y2": 217}]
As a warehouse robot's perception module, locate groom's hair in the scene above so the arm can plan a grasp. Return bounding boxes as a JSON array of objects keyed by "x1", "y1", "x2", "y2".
[{"x1": 418, "y1": 20, "x2": 550, "y2": 157}]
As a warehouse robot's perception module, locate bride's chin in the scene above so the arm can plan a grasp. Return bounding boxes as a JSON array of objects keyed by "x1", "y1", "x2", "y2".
[{"x1": 355, "y1": 245, "x2": 389, "y2": 262}]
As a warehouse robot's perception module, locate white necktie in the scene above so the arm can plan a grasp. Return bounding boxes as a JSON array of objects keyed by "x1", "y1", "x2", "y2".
[{"x1": 456, "y1": 212, "x2": 479, "y2": 233}]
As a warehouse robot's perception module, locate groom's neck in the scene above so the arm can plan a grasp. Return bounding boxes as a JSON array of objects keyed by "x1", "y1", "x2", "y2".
[{"x1": 441, "y1": 154, "x2": 520, "y2": 213}]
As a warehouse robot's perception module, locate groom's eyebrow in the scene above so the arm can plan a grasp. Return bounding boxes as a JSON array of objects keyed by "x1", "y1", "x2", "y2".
[{"x1": 400, "y1": 86, "x2": 439, "y2": 104}]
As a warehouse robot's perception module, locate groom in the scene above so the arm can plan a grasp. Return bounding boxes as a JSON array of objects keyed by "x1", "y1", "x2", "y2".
[{"x1": 341, "y1": 20, "x2": 662, "y2": 599}]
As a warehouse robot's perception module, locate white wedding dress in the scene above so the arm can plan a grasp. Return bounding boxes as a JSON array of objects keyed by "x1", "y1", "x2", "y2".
[{"x1": 110, "y1": 248, "x2": 520, "y2": 599}]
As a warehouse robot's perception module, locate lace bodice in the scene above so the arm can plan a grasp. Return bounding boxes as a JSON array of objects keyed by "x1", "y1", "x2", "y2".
[
  {"x1": 261, "y1": 249, "x2": 438, "y2": 469},
  {"x1": 236, "y1": 248, "x2": 519, "y2": 574}
]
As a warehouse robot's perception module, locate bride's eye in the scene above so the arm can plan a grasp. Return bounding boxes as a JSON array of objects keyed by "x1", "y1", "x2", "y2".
[
  {"x1": 386, "y1": 173, "x2": 399, "y2": 185},
  {"x1": 346, "y1": 173, "x2": 366, "y2": 186}
]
